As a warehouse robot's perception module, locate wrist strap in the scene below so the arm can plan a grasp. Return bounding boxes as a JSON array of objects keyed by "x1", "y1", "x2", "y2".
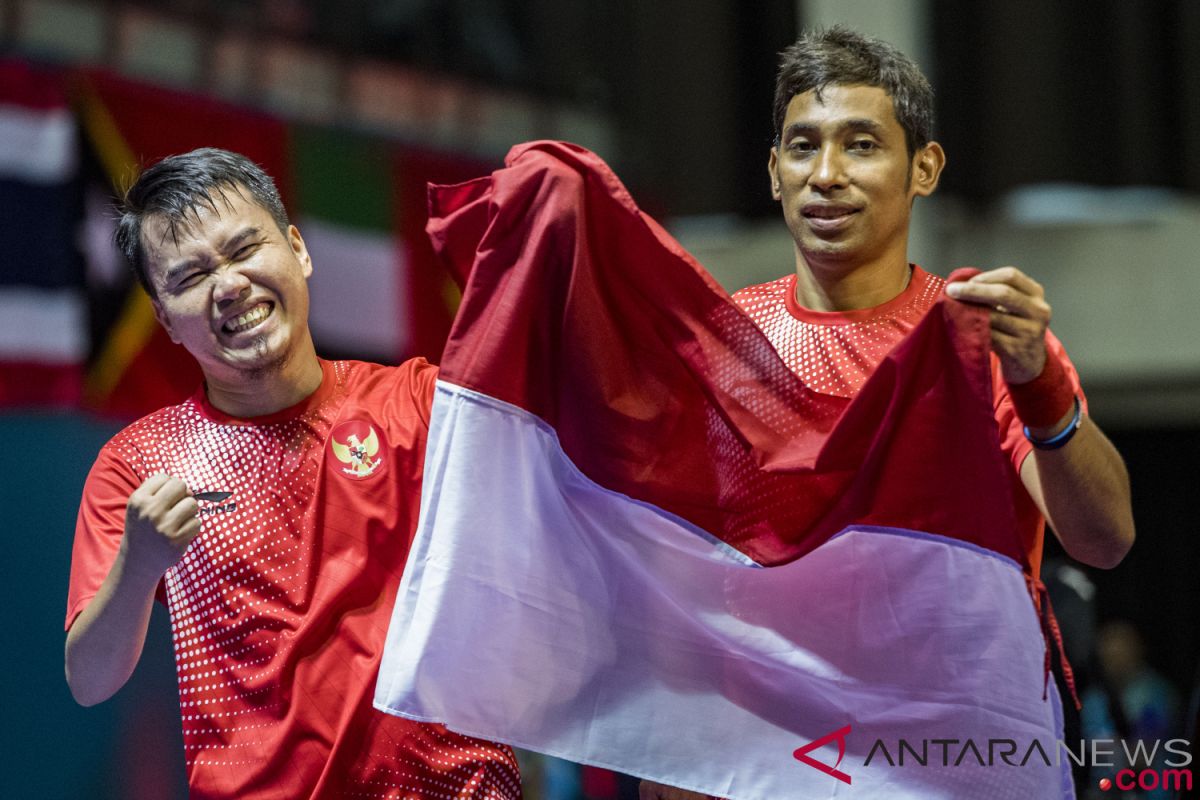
[
  {"x1": 1008, "y1": 346, "x2": 1075, "y2": 428},
  {"x1": 1023, "y1": 396, "x2": 1082, "y2": 451}
]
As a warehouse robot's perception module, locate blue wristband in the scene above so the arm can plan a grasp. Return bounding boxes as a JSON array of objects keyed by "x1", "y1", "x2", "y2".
[{"x1": 1023, "y1": 396, "x2": 1082, "y2": 451}]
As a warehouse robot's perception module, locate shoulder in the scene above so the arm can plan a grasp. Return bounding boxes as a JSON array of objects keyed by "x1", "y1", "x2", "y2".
[
  {"x1": 898, "y1": 266, "x2": 945, "y2": 316},
  {"x1": 334, "y1": 358, "x2": 440, "y2": 423},
  {"x1": 76, "y1": 403, "x2": 196, "y2": 539},
  {"x1": 913, "y1": 266, "x2": 946, "y2": 295},
  {"x1": 96, "y1": 398, "x2": 204, "y2": 472},
  {"x1": 335, "y1": 358, "x2": 438, "y2": 392},
  {"x1": 731, "y1": 275, "x2": 793, "y2": 310}
]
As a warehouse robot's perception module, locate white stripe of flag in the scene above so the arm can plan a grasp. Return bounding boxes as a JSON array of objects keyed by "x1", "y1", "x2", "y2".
[
  {"x1": 375, "y1": 381, "x2": 1070, "y2": 800},
  {"x1": 0, "y1": 105, "x2": 77, "y2": 185}
]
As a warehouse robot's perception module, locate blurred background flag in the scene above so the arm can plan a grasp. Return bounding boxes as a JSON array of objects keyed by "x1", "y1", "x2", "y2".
[
  {"x1": 291, "y1": 126, "x2": 409, "y2": 362},
  {"x1": 0, "y1": 59, "x2": 86, "y2": 407},
  {"x1": 0, "y1": 61, "x2": 482, "y2": 419},
  {"x1": 75, "y1": 67, "x2": 289, "y2": 416}
]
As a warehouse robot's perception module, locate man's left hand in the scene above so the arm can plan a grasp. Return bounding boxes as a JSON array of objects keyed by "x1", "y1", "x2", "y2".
[{"x1": 945, "y1": 266, "x2": 1050, "y2": 384}]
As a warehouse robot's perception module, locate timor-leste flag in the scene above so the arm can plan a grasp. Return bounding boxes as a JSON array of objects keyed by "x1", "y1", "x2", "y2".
[
  {"x1": 374, "y1": 142, "x2": 1073, "y2": 799},
  {"x1": 76, "y1": 68, "x2": 483, "y2": 419},
  {"x1": 77, "y1": 68, "x2": 288, "y2": 417}
]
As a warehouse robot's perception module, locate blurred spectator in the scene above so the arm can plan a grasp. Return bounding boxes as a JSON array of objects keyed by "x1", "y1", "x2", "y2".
[
  {"x1": 1045, "y1": 558, "x2": 1098, "y2": 791},
  {"x1": 1081, "y1": 621, "x2": 1180, "y2": 799},
  {"x1": 1184, "y1": 660, "x2": 1199, "y2": 800}
]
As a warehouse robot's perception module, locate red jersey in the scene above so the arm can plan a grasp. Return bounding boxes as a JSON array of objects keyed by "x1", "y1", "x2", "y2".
[
  {"x1": 66, "y1": 358, "x2": 522, "y2": 799},
  {"x1": 732, "y1": 266, "x2": 1085, "y2": 575}
]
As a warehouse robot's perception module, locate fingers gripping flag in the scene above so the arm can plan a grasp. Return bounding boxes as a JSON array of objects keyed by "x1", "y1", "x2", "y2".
[{"x1": 374, "y1": 142, "x2": 1072, "y2": 800}]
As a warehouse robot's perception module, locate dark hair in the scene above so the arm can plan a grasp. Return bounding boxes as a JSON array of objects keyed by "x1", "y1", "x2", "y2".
[
  {"x1": 772, "y1": 26, "x2": 934, "y2": 156},
  {"x1": 115, "y1": 148, "x2": 289, "y2": 297}
]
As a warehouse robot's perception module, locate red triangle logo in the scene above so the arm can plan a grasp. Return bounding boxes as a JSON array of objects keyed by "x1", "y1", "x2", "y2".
[{"x1": 793, "y1": 725, "x2": 853, "y2": 785}]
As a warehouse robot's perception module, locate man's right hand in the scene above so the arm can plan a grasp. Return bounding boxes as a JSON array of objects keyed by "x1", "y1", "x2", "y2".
[
  {"x1": 121, "y1": 473, "x2": 201, "y2": 579},
  {"x1": 66, "y1": 473, "x2": 200, "y2": 706}
]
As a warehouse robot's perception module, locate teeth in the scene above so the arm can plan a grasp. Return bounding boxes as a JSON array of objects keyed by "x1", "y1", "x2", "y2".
[
  {"x1": 225, "y1": 304, "x2": 270, "y2": 333},
  {"x1": 807, "y1": 208, "x2": 854, "y2": 219}
]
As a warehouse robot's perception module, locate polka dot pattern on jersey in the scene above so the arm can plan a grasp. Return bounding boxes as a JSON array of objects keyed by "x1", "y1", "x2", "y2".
[
  {"x1": 103, "y1": 359, "x2": 521, "y2": 798},
  {"x1": 732, "y1": 268, "x2": 946, "y2": 397}
]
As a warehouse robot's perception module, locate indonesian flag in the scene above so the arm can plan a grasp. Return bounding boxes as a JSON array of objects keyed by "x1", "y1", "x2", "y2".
[{"x1": 374, "y1": 142, "x2": 1072, "y2": 799}]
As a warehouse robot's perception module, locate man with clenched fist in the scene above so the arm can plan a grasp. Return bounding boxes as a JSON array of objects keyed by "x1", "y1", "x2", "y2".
[{"x1": 64, "y1": 149, "x2": 522, "y2": 799}]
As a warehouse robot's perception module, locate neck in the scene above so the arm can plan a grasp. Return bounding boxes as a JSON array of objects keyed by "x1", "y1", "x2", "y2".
[
  {"x1": 793, "y1": 245, "x2": 912, "y2": 312},
  {"x1": 202, "y1": 337, "x2": 324, "y2": 418}
]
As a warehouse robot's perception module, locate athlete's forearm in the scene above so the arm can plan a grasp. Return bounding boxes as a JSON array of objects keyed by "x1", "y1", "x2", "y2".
[
  {"x1": 64, "y1": 550, "x2": 160, "y2": 706},
  {"x1": 1022, "y1": 416, "x2": 1135, "y2": 569}
]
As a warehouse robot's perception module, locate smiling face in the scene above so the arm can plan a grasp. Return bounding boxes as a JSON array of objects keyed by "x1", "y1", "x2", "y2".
[
  {"x1": 768, "y1": 84, "x2": 943, "y2": 280},
  {"x1": 143, "y1": 186, "x2": 314, "y2": 383}
]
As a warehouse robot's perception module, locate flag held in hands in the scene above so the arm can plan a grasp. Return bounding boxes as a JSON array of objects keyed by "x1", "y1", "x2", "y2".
[{"x1": 374, "y1": 142, "x2": 1071, "y2": 800}]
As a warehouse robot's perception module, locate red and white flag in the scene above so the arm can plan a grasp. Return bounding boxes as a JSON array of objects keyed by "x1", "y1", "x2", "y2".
[
  {"x1": 375, "y1": 142, "x2": 1072, "y2": 799},
  {"x1": 0, "y1": 60, "x2": 85, "y2": 407}
]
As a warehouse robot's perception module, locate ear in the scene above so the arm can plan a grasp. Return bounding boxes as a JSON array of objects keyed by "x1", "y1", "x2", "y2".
[
  {"x1": 910, "y1": 141, "x2": 946, "y2": 198},
  {"x1": 288, "y1": 224, "x2": 313, "y2": 279},
  {"x1": 150, "y1": 298, "x2": 181, "y2": 344},
  {"x1": 768, "y1": 146, "x2": 782, "y2": 201}
]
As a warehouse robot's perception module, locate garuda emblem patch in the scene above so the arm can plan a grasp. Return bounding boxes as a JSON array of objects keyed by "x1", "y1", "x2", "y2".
[{"x1": 328, "y1": 419, "x2": 386, "y2": 480}]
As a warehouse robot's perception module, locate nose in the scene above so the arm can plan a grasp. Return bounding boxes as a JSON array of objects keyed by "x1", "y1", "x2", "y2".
[
  {"x1": 212, "y1": 266, "x2": 252, "y2": 306},
  {"x1": 809, "y1": 145, "x2": 847, "y2": 192}
]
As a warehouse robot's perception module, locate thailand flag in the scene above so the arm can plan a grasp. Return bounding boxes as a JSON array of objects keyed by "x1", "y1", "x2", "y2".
[
  {"x1": 375, "y1": 142, "x2": 1072, "y2": 799},
  {"x1": 0, "y1": 60, "x2": 86, "y2": 407}
]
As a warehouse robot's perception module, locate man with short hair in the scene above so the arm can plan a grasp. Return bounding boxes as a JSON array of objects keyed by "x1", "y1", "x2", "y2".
[
  {"x1": 65, "y1": 148, "x2": 523, "y2": 799},
  {"x1": 740, "y1": 26, "x2": 1132, "y2": 576},
  {"x1": 639, "y1": 25, "x2": 1134, "y2": 800}
]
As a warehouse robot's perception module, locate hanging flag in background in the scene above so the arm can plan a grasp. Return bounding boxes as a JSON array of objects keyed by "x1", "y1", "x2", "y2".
[
  {"x1": 374, "y1": 142, "x2": 1071, "y2": 799},
  {"x1": 291, "y1": 125, "x2": 408, "y2": 361},
  {"x1": 263, "y1": 129, "x2": 485, "y2": 366},
  {"x1": 0, "y1": 60, "x2": 86, "y2": 408},
  {"x1": 57, "y1": 64, "x2": 492, "y2": 419},
  {"x1": 393, "y1": 148, "x2": 492, "y2": 364},
  {"x1": 76, "y1": 67, "x2": 291, "y2": 417}
]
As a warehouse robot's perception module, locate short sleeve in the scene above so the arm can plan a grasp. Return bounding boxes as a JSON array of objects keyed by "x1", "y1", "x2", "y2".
[
  {"x1": 992, "y1": 329, "x2": 1088, "y2": 475},
  {"x1": 65, "y1": 446, "x2": 141, "y2": 631},
  {"x1": 404, "y1": 357, "x2": 440, "y2": 428}
]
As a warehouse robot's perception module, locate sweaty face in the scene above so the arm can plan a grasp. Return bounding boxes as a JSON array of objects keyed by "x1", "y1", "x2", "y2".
[
  {"x1": 769, "y1": 85, "x2": 935, "y2": 274},
  {"x1": 144, "y1": 188, "x2": 313, "y2": 381}
]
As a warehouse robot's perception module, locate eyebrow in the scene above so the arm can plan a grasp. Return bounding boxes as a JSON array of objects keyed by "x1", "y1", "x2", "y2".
[
  {"x1": 162, "y1": 226, "x2": 264, "y2": 286},
  {"x1": 783, "y1": 119, "x2": 888, "y2": 140}
]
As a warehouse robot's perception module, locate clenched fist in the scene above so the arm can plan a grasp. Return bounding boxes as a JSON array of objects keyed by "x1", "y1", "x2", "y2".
[{"x1": 121, "y1": 473, "x2": 201, "y2": 579}]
